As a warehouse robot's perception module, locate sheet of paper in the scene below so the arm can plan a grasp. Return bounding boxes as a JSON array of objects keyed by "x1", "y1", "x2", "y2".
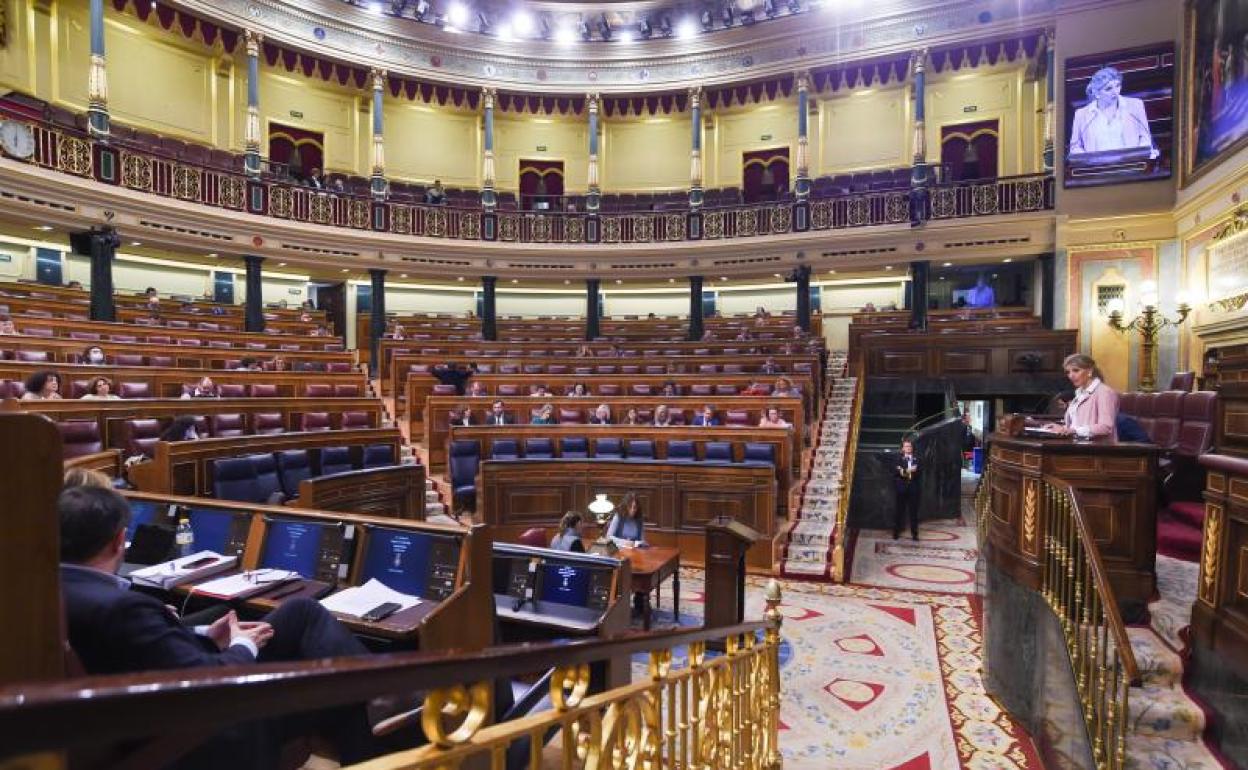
[
  {"x1": 192, "y1": 568, "x2": 300, "y2": 599},
  {"x1": 320, "y1": 578, "x2": 421, "y2": 618},
  {"x1": 131, "y1": 552, "x2": 236, "y2": 589}
]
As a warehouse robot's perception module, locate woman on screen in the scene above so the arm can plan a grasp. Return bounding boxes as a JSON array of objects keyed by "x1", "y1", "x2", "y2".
[
  {"x1": 550, "y1": 511, "x2": 586, "y2": 553},
  {"x1": 605, "y1": 492, "x2": 645, "y2": 548},
  {"x1": 1068, "y1": 66, "x2": 1156, "y2": 157}
]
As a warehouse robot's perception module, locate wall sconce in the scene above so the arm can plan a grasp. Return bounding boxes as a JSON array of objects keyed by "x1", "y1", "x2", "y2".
[{"x1": 1106, "y1": 281, "x2": 1191, "y2": 392}]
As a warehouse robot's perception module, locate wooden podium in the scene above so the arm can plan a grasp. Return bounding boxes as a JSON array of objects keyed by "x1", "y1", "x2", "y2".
[{"x1": 704, "y1": 516, "x2": 762, "y2": 630}]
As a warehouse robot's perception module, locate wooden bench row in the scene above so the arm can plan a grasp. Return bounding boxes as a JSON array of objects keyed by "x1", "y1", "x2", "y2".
[
  {"x1": 0, "y1": 336, "x2": 355, "y2": 372},
  {"x1": 0, "y1": 361, "x2": 367, "y2": 399},
  {"x1": 3, "y1": 311, "x2": 344, "y2": 350},
  {"x1": 405, "y1": 371, "x2": 817, "y2": 433},
  {"x1": 0, "y1": 293, "x2": 320, "y2": 335}
]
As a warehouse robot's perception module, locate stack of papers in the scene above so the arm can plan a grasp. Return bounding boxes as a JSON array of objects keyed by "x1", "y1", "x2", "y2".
[
  {"x1": 131, "y1": 552, "x2": 237, "y2": 589},
  {"x1": 192, "y1": 568, "x2": 301, "y2": 600},
  {"x1": 320, "y1": 579, "x2": 421, "y2": 619}
]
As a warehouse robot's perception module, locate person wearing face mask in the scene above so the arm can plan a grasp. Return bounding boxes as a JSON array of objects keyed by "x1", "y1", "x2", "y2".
[{"x1": 83, "y1": 345, "x2": 107, "y2": 365}]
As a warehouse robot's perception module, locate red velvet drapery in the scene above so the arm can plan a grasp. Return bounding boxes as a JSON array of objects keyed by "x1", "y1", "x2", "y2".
[
  {"x1": 940, "y1": 120, "x2": 999, "y2": 181},
  {"x1": 742, "y1": 148, "x2": 790, "y2": 203},
  {"x1": 267, "y1": 123, "x2": 325, "y2": 179},
  {"x1": 519, "y1": 159, "x2": 565, "y2": 210}
]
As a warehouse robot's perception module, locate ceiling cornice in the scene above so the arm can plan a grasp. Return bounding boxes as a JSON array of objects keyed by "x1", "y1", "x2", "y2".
[{"x1": 167, "y1": 0, "x2": 1056, "y2": 93}]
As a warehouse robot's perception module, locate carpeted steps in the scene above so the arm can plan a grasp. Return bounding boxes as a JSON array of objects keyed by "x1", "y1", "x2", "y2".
[
  {"x1": 1158, "y1": 501, "x2": 1205, "y2": 562},
  {"x1": 779, "y1": 351, "x2": 853, "y2": 579}
]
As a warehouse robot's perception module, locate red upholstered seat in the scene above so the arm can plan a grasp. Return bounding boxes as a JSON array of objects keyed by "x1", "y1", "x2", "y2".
[
  {"x1": 723, "y1": 364, "x2": 744, "y2": 373},
  {"x1": 690, "y1": 384, "x2": 713, "y2": 396},
  {"x1": 207, "y1": 340, "x2": 232, "y2": 349},
  {"x1": 58, "y1": 420, "x2": 103, "y2": 459},
  {"x1": 516, "y1": 528, "x2": 548, "y2": 548},
  {"x1": 250, "y1": 383, "x2": 278, "y2": 397},
  {"x1": 253, "y1": 412, "x2": 284, "y2": 434},
  {"x1": 326, "y1": 362, "x2": 352, "y2": 373},
  {"x1": 432, "y1": 384, "x2": 458, "y2": 395},
  {"x1": 210, "y1": 413, "x2": 246, "y2": 437},
  {"x1": 1118, "y1": 392, "x2": 1138, "y2": 416},
  {"x1": 245, "y1": 342, "x2": 268, "y2": 350},
  {"x1": 148, "y1": 336, "x2": 172, "y2": 345},
  {"x1": 340, "y1": 411, "x2": 370, "y2": 429},
  {"x1": 1169, "y1": 371, "x2": 1195, "y2": 392},
  {"x1": 300, "y1": 412, "x2": 331, "y2": 431},
  {"x1": 1176, "y1": 391, "x2": 1217, "y2": 457},
  {"x1": 726, "y1": 410, "x2": 750, "y2": 426},
  {"x1": 631, "y1": 384, "x2": 652, "y2": 395},
  {"x1": 497, "y1": 384, "x2": 520, "y2": 396},
  {"x1": 124, "y1": 418, "x2": 163, "y2": 457},
  {"x1": 218, "y1": 383, "x2": 246, "y2": 398},
  {"x1": 1150, "y1": 391, "x2": 1185, "y2": 449},
  {"x1": 333, "y1": 384, "x2": 360, "y2": 397},
  {"x1": 559, "y1": 408, "x2": 583, "y2": 424},
  {"x1": 715, "y1": 384, "x2": 739, "y2": 396},
  {"x1": 598, "y1": 384, "x2": 621, "y2": 396},
  {"x1": 698, "y1": 364, "x2": 719, "y2": 373},
  {"x1": 69, "y1": 331, "x2": 101, "y2": 341},
  {"x1": 15, "y1": 350, "x2": 49, "y2": 362},
  {"x1": 22, "y1": 327, "x2": 53, "y2": 337},
  {"x1": 167, "y1": 320, "x2": 190, "y2": 328},
  {"x1": 305, "y1": 384, "x2": 332, "y2": 397},
  {"x1": 109, "y1": 335, "x2": 138, "y2": 343},
  {"x1": 148, "y1": 355, "x2": 174, "y2": 367},
  {"x1": 177, "y1": 338, "x2": 202, "y2": 347},
  {"x1": 114, "y1": 354, "x2": 145, "y2": 367},
  {"x1": 118, "y1": 382, "x2": 151, "y2": 399},
  {"x1": 69, "y1": 380, "x2": 92, "y2": 399},
  {"x1": 1133, "y1": 392, "x2": 1158, "y2": 437}
]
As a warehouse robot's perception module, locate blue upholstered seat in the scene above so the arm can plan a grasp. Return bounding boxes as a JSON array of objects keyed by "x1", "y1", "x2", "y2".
[
  {"x1": 742, "y1": 443, "x2": 775, "y2": 466},
  {"x1": 449, "y1": 440, "x2": 480, "y2": 513},
  {"x1": 595, "y1": 438, "x2": 623, "y2": 459},
  {"x1": 250, "y1": 453, "x2": 283, "y2": 502},
  {"x1": 492, "y1": 439, "x2": 520, "y2": 460},
  {"x1": 276, "y1": 449, "x2": 313, "y2": 497},
  {"x1": 667, "y1": 440, "x2": 696, "y2": 462},
  {"x1": 524, "y1": 438, "x2": 554, "y2": 459},
  {"x1": 362, "y1": 444, "x2": 395, "y2": 468},
  {"x1": 626, "y1": 440, "x2": 655, "y2": 459},
  {"x1": 560, "y1": 437, "x2": 589, "y2": 458},
  {"x1": 212, "y1": 457, "x2": 260, "y2": 503},
  {"x1": 704, "y1": 442, "x2": 733, "y2": 463},
  {"x1": 318, "y1": 446, "x2": 354, "y2": 477}
]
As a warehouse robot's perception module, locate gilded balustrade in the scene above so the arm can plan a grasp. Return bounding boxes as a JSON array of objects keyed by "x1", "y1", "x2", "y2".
[
  {"x1": 14, "y1": 119, "x2": 1053, "y2": 246},
  {"x1": 1039, "y1": 479, "x2": 1138, "y2": 770},
  {"x1": 355, "y1": 581, "x2": 785, "y2": 770}
]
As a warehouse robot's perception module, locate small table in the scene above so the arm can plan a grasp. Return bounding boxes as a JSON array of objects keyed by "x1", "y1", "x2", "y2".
[{"x1": 623, "y1": 546, "x2": 680, "y2": 631}]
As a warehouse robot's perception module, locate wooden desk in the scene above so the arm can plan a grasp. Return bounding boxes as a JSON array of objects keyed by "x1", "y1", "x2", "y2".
[
  {"x1": 0, "y1": 362, "x2": 366, "y2": 399},
  {"x1": 624, "y1": 546, "x2": 680, "y2": 630},
  {"x1": 987, "y1": 435, "x2": 1159, "y2": 610},
  {"x1": 0, "y1": 335, "x2": 353, "y2": 368},
  {"x1": 295, "y1": 464, "x2": 426, "y2": 520}
]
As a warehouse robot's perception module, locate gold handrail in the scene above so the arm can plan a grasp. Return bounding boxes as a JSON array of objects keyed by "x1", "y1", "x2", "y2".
[
  {"x1": 974, "y1": 465, "x2": 992, "y2": 547},
  {"x1": 1041, "y1": 478, "x2": 1139, "y2": 770},
  {"x1": 351, "y1": 581, "x2": 785, "y2": 770},
  {"x1": 831, "y1": 356, "x2": 865, "y2": 582}
]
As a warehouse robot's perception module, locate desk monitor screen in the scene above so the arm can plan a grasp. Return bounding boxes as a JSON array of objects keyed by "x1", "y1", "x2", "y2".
[
  {"x1": 359, "y1": 527, "x2": 461, "y2": 600},
  {"x1": 125, "y1": 500, "x2": 164, "y2": 543},
  {"x1": 259, "y1": 518, "x2": 344, "y2": 582},
  {"x1": 539, "y1": 562, "x2": 613, "y2": 611},
  {"x1": 186, "y1": 507, "x2": 250, "y2": 556}
]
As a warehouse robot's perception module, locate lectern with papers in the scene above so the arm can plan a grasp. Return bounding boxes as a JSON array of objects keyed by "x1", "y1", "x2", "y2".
[{"x1": 704, "y1": 516, "x2": 761, "y2": 630}]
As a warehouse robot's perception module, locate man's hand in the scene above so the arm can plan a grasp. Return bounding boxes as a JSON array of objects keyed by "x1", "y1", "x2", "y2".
[
  {"x1": 228, "y1": 613, "x2": 274, "y2": 649},
  {"x1": 204, "y1": 612, "x2": 234, "y2": 651}
]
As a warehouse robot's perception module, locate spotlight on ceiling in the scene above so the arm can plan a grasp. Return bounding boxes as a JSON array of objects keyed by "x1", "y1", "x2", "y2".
[
  {"x1": 578, "y1": 18, "x2": 592, "y2": 40},
  {"x1": 512, "y1": 11, "x2": 533, "y2": 35},
  {"x1": 763, "y1": 0, "x2": 777, "y2": 18},
  {"x1": 554, "y1": 24, "x2": 576, "y2": 44},
  {"x1": 638, "y1": 17, "x2": 653, "y2": 38},
  {"x1": 720, "y1": 4, "x2": 734, "y2": 27},
  {"x1": 539, "y1": 14, "x2": 552, "y2": 39},
  {"x1": 617, "y1": 28, "x2": 634, "y2": 43},
  {"x1": 700, "y1": 8, "x2": 714, "y2": 30},
  {"x1": 446, "y1": 2, "x2": 468, "y2": 27},
  {"x1": 598, "y1": 13, "x2": 612, "y2": 40},
  {"x1": 659, "y1": 15, "x2": 673, "y2": 36},
  {"x1": 676, "y1": 17, "x2": 698, "y2": 38}
]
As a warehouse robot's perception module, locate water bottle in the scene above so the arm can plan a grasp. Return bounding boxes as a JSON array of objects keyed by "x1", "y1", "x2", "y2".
[{"x1": 175, "y1": 518, "x2": 194, "y2": 559}]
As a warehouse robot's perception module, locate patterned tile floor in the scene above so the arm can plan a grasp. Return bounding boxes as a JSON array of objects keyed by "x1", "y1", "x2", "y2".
[{"x1": 647, "y1": 573, "x2": 1039, "y2": 770}]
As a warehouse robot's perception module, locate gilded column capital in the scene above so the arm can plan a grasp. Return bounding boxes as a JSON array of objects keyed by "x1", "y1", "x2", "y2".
[
  {"x1": 795, "y1": 71, "x2": 811, "y2": 92},
  {"x1": 372, "y1": 68, "x2": 387, "y2": 92},
  {"x1": 244, "y1": 29, "x2": 263, "y2": 57},
  {"x1": 481, "y1": 87, "x2": 495, "y2": 110},
  {"x1": 688, "y1": 85, "x2": 702, "y2": 107},
  {"x1": 587, "y1": 92, "x2": 600, "y2": 113},
  {"x1": 911, "y1": 48, "x2": 928, "y2": 77}
]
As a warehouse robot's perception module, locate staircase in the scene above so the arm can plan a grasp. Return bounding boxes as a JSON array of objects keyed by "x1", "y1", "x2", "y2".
[
  {"x1": 373, "y1": 369, "x2": 451, "y2": 523},
  {"x1": 780, "y1": 350, "x2": 854, "y2": 579}
]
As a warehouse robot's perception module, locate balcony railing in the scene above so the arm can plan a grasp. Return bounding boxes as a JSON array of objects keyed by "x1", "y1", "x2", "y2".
[{"x1": 19, "y1": 118, "x2": 1055, "y2": 246}]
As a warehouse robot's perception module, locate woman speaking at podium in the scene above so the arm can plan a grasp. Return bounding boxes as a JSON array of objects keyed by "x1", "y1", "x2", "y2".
[{"x1": 1043, "y1": 353, "x2": 1119, "y2": 439}]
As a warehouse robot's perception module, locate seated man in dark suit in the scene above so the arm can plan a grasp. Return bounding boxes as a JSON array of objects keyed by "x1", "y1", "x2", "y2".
[
  {"x1": 485, "y1": 400, "x2": 513, "y2": 426},
  {"x1": 691, "y1": 404, "x2": 720, "y2": 427},
  {"x1": 58, "y1": 485, "x2": 380, "y2": 768}
]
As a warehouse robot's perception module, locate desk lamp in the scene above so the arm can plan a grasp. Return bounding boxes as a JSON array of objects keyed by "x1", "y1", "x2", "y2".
[{"x1": 587, "y1": 494, "x2": 618, "y2": 556}]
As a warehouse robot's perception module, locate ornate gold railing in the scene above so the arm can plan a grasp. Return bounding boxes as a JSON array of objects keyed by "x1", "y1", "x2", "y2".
[
  {"x1": 830, "y1": 357, "x2": 865, "y2": 582},
  {"x1": 1040, "y1": 479, "x2": 1139, "y2": 770},
  {"x1": 0, "y1": 585, "x2": 785, "y2": 770},
  {"x1": 367, "y1": 585, "x2": 783, "y2": 769},
  {"x1": 974, "y1": 464, "x2": 992, "y2": 547}
]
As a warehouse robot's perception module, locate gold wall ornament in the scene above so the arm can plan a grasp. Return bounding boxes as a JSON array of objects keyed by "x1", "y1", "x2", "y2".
[
  {"x1": 971, "y1": 183, "x2": 999, "y2": 215},
  {"x1": 884, "y1": 192, "x2": 909, "y2": 223},
  {"x1": 847, "y1": 197, "x2": 870, "y2": 226},
  {"x1": 770, "y1": 205, "x2": 792, "y2": 233},
  {"x1": 1209, "y1": 292, "x2": 1248, "y2": 313},
  {"x1": 309, "y1": 193, "x2": 331, "y2": 224},
  {"x1": 348, "y1": 199, "x2": 370, "y2": 229},
  {"x1": 1211, "y1": 206, "x2": 1248, "y2": 242},
  {"x1": 703, "y1": 210, "x2": 726, "y2": 239},
  {"x1": 664, "y1": 213, "x2": 685, "y2": 241},
  {"x1": 420, "y1": 680, "x2": 492, "y2": 748},
  {"x1": 810, "y1": 199, "x2": 833, "y2": 230},
  {"x1": 390, "y1": 205, "x2": 412, "y2": 234},
  {"x1": 425, "y1": 207, "x2": 447, "y2": 237},
  {"x1": 498, "y1": 213, "x2": 518, "y2": 241},
  {"x1": 601, "y1": 216, "x2": 621, "y2": 243},
  {"x1": 631, "y1": 215, "x2": 654, "y2": 242},
  {"x1": 269, "y1": 186, "x2": 292, "y2": 218},
  {"x1": 736, "y1": 208, "x2": 758, "y2": 237},
  {"x1": 564, "y1": 216, "x2": 585, "y2": 243},
  {"x1": 930, "y1": 187, "x2": 957, "y2": 219},
  {"x1": 218, "y1": 176, "x2": 246, "y2": 210},
  {"x1": 1016, "y1": 179, "x2": 1046, "y2": 211},
  {"x1": 57, "y1": 135, "x2": 92, "y2": 177},
  {"x1": 1199, "y1": 503, "x2": 1221, "y2": 606},
  {"x1": 1023, "y1": 479, "x2": 1038, "y2": 552},
  {"x1": 88, "y1": 53, "x2": 109, "y2": 112},
  {"x1": 172, "y1": 166, "x2": 201, "y2": 201},
  {"x1": 120, "y1": 153, "x2": 153, "y2": 191},
  {"x1": 459, "y1": 211, "x2": 481, "y2": 240}
]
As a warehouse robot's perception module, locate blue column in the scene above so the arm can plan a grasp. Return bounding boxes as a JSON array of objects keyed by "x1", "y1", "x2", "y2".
[
  {"x1": 586, "y1": 94, "x2": 601, "y2": 212},
  {"x1": 689, "y1": 87, "x2": 704, "y2": 208},
  {"x1": 87, "y1": 0, "x2": 110, "y2": 137},
  {"x1": 244, "y1": 256, "x2": 265, "y2": 333},
  {"x1": 910, "y1": 50, "x2": 928, "y2": 187},
  {"x1": 688, "y1": 276, "x2": 704, "y2": 341},
  {"x1": 481, "y1": 276, "x2": 497, "y2": 341},
  {"x1": 481, "y1": 88, "x2": 497, "y2": 209},
  {"x1": 370, "y1": 69, "x2": 387, "y2": 198},
  {"x1": 369, "y1": 268, "x2": 387, "y2": 375},
  {"x1": 794, "y1": 73, "x2": 811, "y2": 200},
  {"x1": 1043, "y1": 30, "x2": 1056, "y2": 173},
  {"x1": 243, "y1": 31, "x2": 262, "y2": 176}
]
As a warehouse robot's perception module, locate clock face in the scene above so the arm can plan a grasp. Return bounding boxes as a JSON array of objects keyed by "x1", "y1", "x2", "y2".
[{"x1": 0, "y1": 120, "x2": 35, "y2": 160}]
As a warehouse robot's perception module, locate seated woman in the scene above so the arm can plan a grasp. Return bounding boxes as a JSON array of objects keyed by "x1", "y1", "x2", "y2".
[
  {"x1": 531, "y1": 403, "x2": 557, "y2": 425},
  {"x1": 0, "y1": 314, "x2": 16, "y2": 335},
  {"x1": 183, "y1": 376, "x2": 219, "y2": 398},
  {"x1": 160, "y1": 415, "x2": 201, "y2": 442},
  {"x1": 467, "y1": 381, "x2": 488, "y2": 398},
  {"x1": 549, "y1": 511, "x2": 586, "y2": 553},
  {"x1": 21, "y1": 370, "x2": 63, "y2": 400},
  {"x1": 81, "y1": 376, "x2": 120, "y2": 400},
  {"x1": 568, "y1": 382, "x2": 590, "y2": 398},
  {"x1": 605, "y1": 492, "x2": 645, "y2": 548},
  {"x1": 82, "y1": 345, "x2": 107, "y2": 365},
  {"x1": 758, "y1": 405, "x2": 790, "y2": 428},
  {"x1": 621, "y1": 408, "x2": 640, "y2": 426},
  {"x1": 589, "y1": 404, "x2": 612, "y2": 425},
  {"x1": 1042, "y1": 353, "x2": 1119, "y2": 438},
  {"x1": 772, "y1": 377, "x2": 801, "y2": 397},
  {"x1": 652, "y1": 404, "x2": 672, "y2": 427}
]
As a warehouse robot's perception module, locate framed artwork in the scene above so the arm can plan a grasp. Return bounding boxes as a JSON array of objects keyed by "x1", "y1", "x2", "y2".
[
  {"x1": 1184, "y1": 0, "x2": 1248, "y2": 184},
  {"x1": 1063, "y1": 43, "x2": 1175, "y2": 188}
]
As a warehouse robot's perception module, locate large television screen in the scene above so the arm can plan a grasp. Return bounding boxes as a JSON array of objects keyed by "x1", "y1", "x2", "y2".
[{"x1": 1063, "y1": 43, "x2": 1175, "y2": 188}]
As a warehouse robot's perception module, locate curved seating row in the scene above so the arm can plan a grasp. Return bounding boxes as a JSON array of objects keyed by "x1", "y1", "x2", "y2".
[
  {"x1": 211, "y1": 445, "x2": 397, "y2": 504},
  {"x1": 1118, "y1": 390, "x2": 1216, "y2": 455},
  {"x1": 0, "y1": 378, "x2": 360, "y2": 399}
]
